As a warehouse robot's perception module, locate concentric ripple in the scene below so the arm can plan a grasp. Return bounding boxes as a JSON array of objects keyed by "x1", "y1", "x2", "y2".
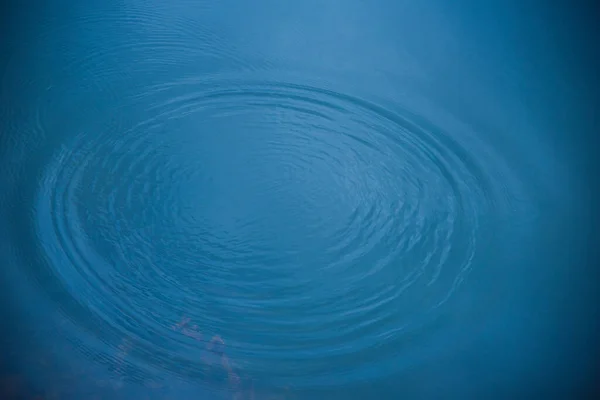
[
  {"x1": 19, "y1": 59, "x2": 528, "y2": 387},
  {"x1": 31, "y1": 72, "x2": 514, "y2": 388}
]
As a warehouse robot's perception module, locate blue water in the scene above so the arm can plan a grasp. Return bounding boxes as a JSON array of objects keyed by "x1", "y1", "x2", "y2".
[{"x1": 1, "y1": 0, "x2": 598, "y2": 399}]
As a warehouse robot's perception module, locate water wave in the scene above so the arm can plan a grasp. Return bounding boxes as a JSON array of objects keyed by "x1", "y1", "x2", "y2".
[{"x1": 28, "y1": 71, "x2": 514, "y2": 388}]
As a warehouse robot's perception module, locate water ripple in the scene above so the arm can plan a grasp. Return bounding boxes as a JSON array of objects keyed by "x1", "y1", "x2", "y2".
[{"x1": 26, "y1": 70, "x2": 510, "y2": 389}]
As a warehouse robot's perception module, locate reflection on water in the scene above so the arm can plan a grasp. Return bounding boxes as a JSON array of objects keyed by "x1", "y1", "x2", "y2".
[{"x1": 0, "y1": 0, "x2": 596, "y2": 399}]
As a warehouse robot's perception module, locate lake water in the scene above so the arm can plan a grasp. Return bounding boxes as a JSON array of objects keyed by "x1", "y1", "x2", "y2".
[{"x1": 1, "y1": 0, "x2": 598, "y2": 399}]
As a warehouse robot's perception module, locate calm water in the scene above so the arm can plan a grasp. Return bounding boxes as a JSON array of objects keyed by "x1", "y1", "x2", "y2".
[{"x1": 1, "y1": 0, "x2": 598, "y2": 399}]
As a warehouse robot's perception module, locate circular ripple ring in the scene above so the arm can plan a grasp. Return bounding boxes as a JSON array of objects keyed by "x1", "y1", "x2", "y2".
[{"x1": 29, "y1": 73, "x2": 507, "y2": 387}]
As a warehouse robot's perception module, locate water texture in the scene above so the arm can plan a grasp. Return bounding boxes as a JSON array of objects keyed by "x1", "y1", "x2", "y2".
[{"x1": 0, "y1": 0, "x2": 597, "y2": 399}]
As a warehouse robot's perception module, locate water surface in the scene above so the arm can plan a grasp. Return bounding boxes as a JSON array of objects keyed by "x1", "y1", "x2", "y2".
[{"x1": 0, "y1": 0, "x2": 597, "y2": 399}]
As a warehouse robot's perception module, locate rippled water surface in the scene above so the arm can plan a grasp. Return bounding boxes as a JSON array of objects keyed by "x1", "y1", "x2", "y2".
[{"x1": 1, "y1": 0, "x2": 597, "y2": 399}]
